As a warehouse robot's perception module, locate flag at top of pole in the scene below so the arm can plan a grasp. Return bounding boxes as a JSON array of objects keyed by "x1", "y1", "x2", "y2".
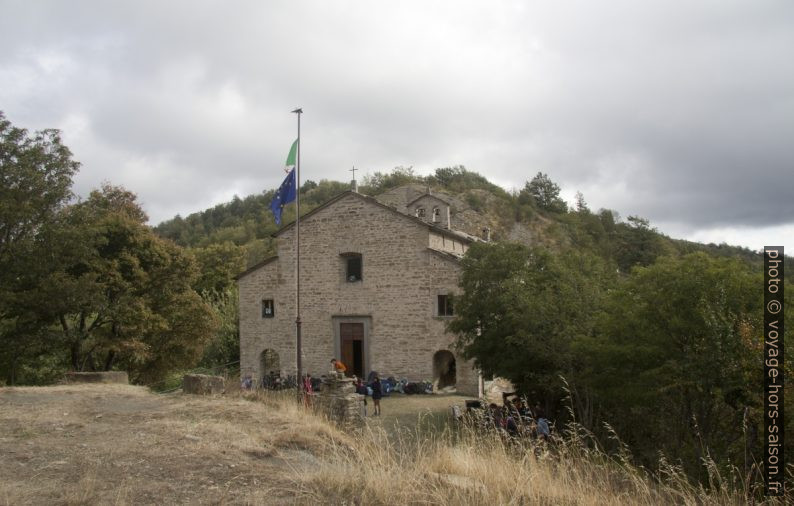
[{"x1": 269, "y1": 139, "x2": 298, "y2": 225}]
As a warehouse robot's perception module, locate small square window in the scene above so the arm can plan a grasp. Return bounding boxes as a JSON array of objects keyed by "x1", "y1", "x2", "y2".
[
  {"x1": 416, "y1": 207, "x2": 426, "y2": 218},
  {"x1": 346, "y1": 255, "x2": 362, "y2": 282},
  {"x1": 437, "y1": 294, "x2": 454, "y2": 316},
  {"x1": 262, "y1": 299, "x2": 275, "y2": 318}
]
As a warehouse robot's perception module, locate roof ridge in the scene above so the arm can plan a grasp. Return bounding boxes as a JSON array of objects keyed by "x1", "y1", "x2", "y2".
[{"x1": 272, "y1": 190, "x2": 476, "y2": 244}]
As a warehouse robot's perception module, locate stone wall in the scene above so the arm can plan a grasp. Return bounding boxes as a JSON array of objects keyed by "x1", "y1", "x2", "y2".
[
  {"x1": 314, "y1": 372, "x2": 364, "y2": 426},
  {"x1": 64, "y1": 371, "x2": 129, "y2": 384},
  {"x1": 182, "y1": 374, "x2": 225, "y2": 395},
  {"x1": 238, "y1": 191, "x2": 480, "y2": 395}
]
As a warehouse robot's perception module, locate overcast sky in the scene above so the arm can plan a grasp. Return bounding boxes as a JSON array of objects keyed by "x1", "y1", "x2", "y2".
[{"x1": 2, "y1": 1, "x2": 792, "y2": 252}]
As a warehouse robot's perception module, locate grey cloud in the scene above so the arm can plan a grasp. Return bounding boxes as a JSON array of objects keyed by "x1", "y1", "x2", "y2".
[{"x1": 0, "y1": 0, "x2": 792, "y2": 248}]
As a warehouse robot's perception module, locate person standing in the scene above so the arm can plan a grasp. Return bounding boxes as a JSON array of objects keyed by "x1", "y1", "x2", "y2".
[
  {"x1": 371, "y1": 375, "x2": 383, "y2": 416},
  {"x1": 330, "y1": 358, "x2": 347, "y2": 375},
  {"x1": 302, "y1": 373, "x2": 314, "y2": 407}
]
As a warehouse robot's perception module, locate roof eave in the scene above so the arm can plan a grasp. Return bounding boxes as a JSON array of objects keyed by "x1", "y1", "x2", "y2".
[{"x1": 235, "y1": 255, "x2": 279, "y2": 280}]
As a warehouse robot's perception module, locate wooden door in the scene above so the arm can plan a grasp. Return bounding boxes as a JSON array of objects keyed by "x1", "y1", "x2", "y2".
[{"x1": 340, "y1": 322, "x2": 364, "y2": 378}]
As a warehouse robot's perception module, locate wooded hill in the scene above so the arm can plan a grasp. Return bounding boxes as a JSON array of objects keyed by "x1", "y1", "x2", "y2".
[{"x1": 154, "y1": 165, "x2": 765, "y2": 276}]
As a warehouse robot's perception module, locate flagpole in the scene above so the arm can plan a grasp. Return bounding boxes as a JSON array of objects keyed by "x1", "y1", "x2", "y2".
[{"x1": 291, "y1": 107, "x2": 302, "y2": 401}]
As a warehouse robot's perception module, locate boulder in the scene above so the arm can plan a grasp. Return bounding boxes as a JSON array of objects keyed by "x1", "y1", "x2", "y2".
[{"x1": 182, "y1": 374, "x2": 225, "y2": 395}]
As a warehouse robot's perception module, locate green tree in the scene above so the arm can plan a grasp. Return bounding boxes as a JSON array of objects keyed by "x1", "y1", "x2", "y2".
[
  {"x1": 359, "y1": 166, "x2": 422, "y2": 194},
  {"x1": 198, "y1": 288, "x2": 240, "y2": 368},
  {"x1": 192, "y1": 242, "x2": 247, "y2": 294},
  {"x1": 0, "y1": 112, "x2": 79, "y2": 303},
  {"x1": 11, "y1": 184, "x2": 218, "y2": 384},
  {"x1": 574, "y1": 191, "x2": 589, "y2": 213},
  {"x1": 0, "y1": 112, "x2": 80, "y2": 384},
  {"x1": 448, "y1": 242, "x2": 615, "y2": 413},
  {"x1": 579, "y1": 253, "x2": 766, "y2": 476},
  {"x1": 522, "y1": 172, "x2": 567, "y2": 213},
  {"x1": 613, "y1": 215, "x2": 668, "y2": 271}
]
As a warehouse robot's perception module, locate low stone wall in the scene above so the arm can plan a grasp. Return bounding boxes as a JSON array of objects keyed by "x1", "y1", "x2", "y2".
[
  {"x1": 65, "y1": 371, "x2": 129, "y2": 384},
  {"x1": 182, "y1": 374, "x2": 225, "y2": 395},
  {"x1": 315, "y1": 373, "x2": 364, "y2": 427}
]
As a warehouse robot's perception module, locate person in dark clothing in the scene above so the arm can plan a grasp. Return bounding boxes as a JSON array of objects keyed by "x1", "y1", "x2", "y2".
[
  {"x1": 505, "y1": 413, "x2": 519, "y2": 436},
  {"x1": 302, "y1": 373, "x2": 313, "y2": 407},
  {"x1": 370, "y1": 375, "x2": 383, "y2": 416},
  {"x1": 489, "y1": 403, "x2": 504, "y2": 430}
]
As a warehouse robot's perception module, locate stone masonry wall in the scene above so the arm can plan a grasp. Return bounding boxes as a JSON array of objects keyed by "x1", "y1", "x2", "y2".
[
  {"x1": 314, "y1": 372, "x2": 364, "y2": 426},
  {"x1": 429, "y1": 231, "x2": 469, "y2": 256},
  {"x1": 238, "y1": 192, "x2": 479, "y2": 395}
]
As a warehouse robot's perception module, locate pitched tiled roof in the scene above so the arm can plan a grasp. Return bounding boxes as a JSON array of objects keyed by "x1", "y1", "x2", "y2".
[
  {"x1": 405, "y1": 192, "x2": 451, "y2": 208},
  {"x1": 272, "y1": 190, "x2": 479, "y2": 244},
  {"x1": 427, "y1": 247, "x2": 464, "y2": 263}
]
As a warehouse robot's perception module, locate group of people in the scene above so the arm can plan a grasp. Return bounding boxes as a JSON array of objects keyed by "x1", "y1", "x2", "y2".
[
  {"x1": 331, "y1": 358, "x2": 383, "y2": 416},
  {"x1": 354, "y1": 374, "x2": 383, "y2": 416},
  {"x1": 457, "y1": 393, "x2": 551, "y2": 441}
]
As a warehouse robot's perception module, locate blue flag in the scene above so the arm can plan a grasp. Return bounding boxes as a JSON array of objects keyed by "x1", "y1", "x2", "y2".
[{"x1": 270, "y1": 168, "x2": 296, "y2": 225}]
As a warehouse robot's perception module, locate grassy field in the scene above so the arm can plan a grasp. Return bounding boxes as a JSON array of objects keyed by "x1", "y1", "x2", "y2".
[
  {"x1": 364, "y1": 392, "x2": 475, "y2": 437},
  {"x1": 0, "y1": 384, "x2": 787, "y2": 505}
]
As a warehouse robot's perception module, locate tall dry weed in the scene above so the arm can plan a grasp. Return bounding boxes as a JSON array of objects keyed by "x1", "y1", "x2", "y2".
[{"x1": 236, "y1": 387, "x2": 792, "y2": 506}]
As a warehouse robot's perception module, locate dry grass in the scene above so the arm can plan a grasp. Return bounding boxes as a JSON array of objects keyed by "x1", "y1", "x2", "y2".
[
  {"x1": 0, "y1": 384, "x2": 334, "y2": 504},
  {"x1": 1, "y1": 384, "x2": 789, "y2": 505},
  {"x1": 289, "y1": 419, "x2": 790, "y2": 506}
]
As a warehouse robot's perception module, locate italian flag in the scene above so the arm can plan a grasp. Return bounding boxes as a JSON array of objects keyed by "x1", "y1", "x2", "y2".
[{"x1": 285, "y1": 138, "x2": 297, "y2": 173}]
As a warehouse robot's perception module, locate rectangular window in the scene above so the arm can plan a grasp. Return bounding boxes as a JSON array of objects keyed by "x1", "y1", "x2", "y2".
[
  {"x1": 261, "y1": 299, "x2": 275, "y2": 318},
  {"x1": 437, "y1": 294, "x2": 454, "y2": 316},
  {"x1": 346, "y1": 255, "x2": 362, "y2": 282}
]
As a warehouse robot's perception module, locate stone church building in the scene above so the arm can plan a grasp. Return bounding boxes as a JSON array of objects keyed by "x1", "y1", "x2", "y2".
[{"x1": 237, "y1": 187, "x2": 483, "y2": 395}]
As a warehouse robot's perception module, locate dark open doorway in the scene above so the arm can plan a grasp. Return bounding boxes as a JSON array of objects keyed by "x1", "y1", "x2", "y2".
[{"x1": 340, "y1": 322, "x2": 365, "y2": 378}]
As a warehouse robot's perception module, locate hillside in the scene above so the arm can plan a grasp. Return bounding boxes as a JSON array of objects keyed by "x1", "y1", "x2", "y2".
[
  {"x1": 154, "y1": 166, "x2": 765, "y2": 273},
  {"x1": 0, "y1": 384, "x2": 769, "y2": 505}
]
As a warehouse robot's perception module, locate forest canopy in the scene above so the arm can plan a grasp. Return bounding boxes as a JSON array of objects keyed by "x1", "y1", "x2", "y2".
[{"x1": 0, "y1": 113, "x2": 218, "y2": 385}]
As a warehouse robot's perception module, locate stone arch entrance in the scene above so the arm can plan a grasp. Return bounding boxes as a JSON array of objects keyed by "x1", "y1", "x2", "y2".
[
  {"x1": 433, "y1": 350, "x2": 456, "y2": 389},
  {"x1": 259, "y1": 349, "x2": 280, "y2": 377}
]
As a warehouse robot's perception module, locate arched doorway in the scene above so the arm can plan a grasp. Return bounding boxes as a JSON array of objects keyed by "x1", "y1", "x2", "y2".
[
  {"x1": 433, "y1": 350, "x2": 456, "y2": 389},
  {"x1": 259, "y1": 349, "x2": 280, "y2": 378}
]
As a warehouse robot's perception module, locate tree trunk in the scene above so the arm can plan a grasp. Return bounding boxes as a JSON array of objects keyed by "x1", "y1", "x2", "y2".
[
  {"x1": 103, "y1": 350, "x2": 115, "y2": 371},
  {"x1": 60, "y1": 315, "x2": 81, "y2": 371},
  {"x1": 9, "y1": 353, "x2": 17, "y2": 386},
  {"x1": 85, "y1": 352, "x2": 97, "y2": 372},
  {"x1": 70, "y1": 340, "x2": 81, "y2": 371}
]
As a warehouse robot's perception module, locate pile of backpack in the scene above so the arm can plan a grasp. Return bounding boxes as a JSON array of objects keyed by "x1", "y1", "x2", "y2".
[
  {"x1": 388, "y1": 378, "x2": 433, "y2": 395},
  {"x1": 362, "y1": 373, "x2": 434, "y2": 396}
]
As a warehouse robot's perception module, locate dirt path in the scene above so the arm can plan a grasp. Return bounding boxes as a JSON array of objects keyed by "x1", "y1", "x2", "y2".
[{"x1": 0, "y1": 384, "x2": 314, "y2": 505}]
